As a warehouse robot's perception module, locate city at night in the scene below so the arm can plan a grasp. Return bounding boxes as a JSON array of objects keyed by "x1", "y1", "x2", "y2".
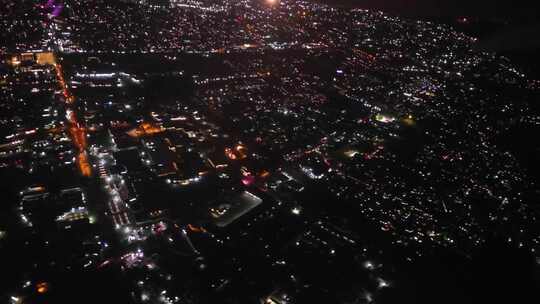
[{"x1": 1, "y1": 1, "x2": 539, "y2": 303}]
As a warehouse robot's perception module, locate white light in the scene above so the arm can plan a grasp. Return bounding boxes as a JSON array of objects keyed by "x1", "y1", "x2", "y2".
[
  {"x1": 291, "y1": 207, "x2": 301, "y2": 215},
  {"x1": 364, "y1": 261, "x2": 375, "y2": 269},
  {"x1": 377, "y1": 278, "x2": 390, "y2": 289},
  {"x1": 141, "y1": 293, "x2": 150, "y2": 301}
]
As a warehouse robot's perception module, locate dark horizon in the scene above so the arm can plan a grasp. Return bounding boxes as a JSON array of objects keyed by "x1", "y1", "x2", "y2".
[{"x1": 322, "y1": 0, "x2": 540, "y2": 21}]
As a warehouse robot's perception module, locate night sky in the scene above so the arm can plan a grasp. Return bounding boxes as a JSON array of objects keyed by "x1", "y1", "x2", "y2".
[{"x1": 324, "y1": 0, "x2": 540, "y2": 20}]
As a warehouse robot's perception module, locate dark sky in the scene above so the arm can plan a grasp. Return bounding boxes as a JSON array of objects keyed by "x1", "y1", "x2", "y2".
[{"x1": 324, "y1": 0, "x2": 540, "y2": 21}]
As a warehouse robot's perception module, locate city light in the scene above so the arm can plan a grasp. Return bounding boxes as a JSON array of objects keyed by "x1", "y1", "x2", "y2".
[
  {"x1": 36, "y1": 282, "x2": 49, "y2": 294},
  {"x1": 2, "y1": 0, "x2": 539, "y2": 303}
]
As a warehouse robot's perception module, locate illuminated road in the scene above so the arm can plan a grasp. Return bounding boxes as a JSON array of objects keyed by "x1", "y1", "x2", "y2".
[
  {"x1": 53, "y1": 59, "x2": 92, "y2": 176},
  {"x1": 95, "y1": 151, "x2": 134, "y2": 228}
]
